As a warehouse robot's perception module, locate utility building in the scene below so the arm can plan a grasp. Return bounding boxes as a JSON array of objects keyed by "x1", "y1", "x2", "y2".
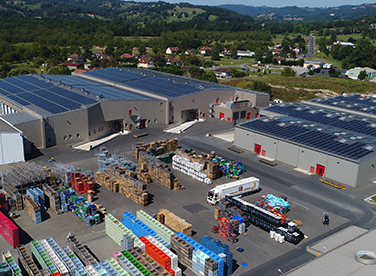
[{"x1": 234, "y1": 95, "x2": 376, "y2": 187}]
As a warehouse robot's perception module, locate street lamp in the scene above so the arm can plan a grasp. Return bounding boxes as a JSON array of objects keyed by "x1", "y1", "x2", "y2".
[{"x1": 278, "y1": 268, "x2": 284, "y2": 275}]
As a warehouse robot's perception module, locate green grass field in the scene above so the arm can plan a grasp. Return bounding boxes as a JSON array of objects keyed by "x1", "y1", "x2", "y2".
[
  {"x1": 213, "y1": 57, "x2": 254, "y2": 67},
  {"x1": 165, "y1": 7, "x2": 205, "y2": 23},
  {"x1": 272, "y1": 33, "x2": 310, "y2": 45}
]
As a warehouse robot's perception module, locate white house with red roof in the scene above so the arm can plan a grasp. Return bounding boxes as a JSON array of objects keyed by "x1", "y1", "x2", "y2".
[{"x1": 166, "y1": 47, "x2": 179, "y2": 54}]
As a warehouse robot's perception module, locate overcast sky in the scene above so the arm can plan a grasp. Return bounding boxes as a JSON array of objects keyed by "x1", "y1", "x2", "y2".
[{"x1": 137, "y1": 0, "x2": 373, "y2": 8}]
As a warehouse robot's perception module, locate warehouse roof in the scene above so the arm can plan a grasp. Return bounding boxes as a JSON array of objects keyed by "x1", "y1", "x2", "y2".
[
  {"x1": 285, "y1": 227, "x2": 376, "y2": 276},
  {"x1": 311, "y1": 94, "x2": 376, "y2": 115},
  {"x1": 0, "y1": 75, "x2": 100, "y2": 116},
  {"x1": 239, "y1": 116, "x2": 376, "y2": 162},
  {"x1": 265, "y1": 102, "x2": 376, "y2": 138}
]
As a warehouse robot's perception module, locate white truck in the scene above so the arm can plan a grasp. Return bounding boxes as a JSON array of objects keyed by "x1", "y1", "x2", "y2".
[{"x1": 207, "y1": 177, "x2": 260, "y2": 205}]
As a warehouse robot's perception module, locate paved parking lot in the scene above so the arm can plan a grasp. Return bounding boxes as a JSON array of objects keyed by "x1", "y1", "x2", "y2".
[{"x1": 1, "y1": 118, "x2": 376, "y2": 276}]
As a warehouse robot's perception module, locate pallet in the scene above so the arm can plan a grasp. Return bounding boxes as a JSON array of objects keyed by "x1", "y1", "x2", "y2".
[
  {"x1": 228, "y1": 145, "x2": 244, "y2": 154},
  {"x1": 319, "y1": 178, "x2": 346, "y2": 190},
  {"x1": 133, "y1": 132, "x2": 148, "y2": 138}
]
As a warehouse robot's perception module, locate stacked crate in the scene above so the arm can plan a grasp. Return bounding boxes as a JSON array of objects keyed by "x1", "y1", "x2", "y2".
[
  {"x1": 121, "y1": 235, "x2": 135, "y2": 251},
  {"x1": 70, "y1": 172, "x2": 94, "y2": 195},
  {"x1": 0, "y1": 262, "x2": 11, "y2": 276},
  {"x1": 39, "y1": 239, "x2": 69, "y2": 276},
  {"x1": 68, "y1": 195, "x2": 100, "y2": 226},
  {"x1": 170, "y1": 234, "x2": 193, "y2": 270},
  {"x1": 118, "y1": 250, "x2": 151, "y2": 276},
  {"x1": 144, "y1": 235, "x2": 181, "y2": 276},
  {"x1": 136, "y1": 210, "x2": 174, "y2": 245},
  {"x1": 16, "y1": 245, "x2": 41, "y2": 276},
  {"x1": 217, "y1": 218, "x2": 237, "y2": 244},
  {"x1": 139, "y1": 237, "x2": 171, "y2": 273},
  {"x1": 204, "y1": 258, "x2": 218, "y2": 276},
  {"x1": 121, "y1": 212, "x2": 156, "y2": 237},
  {"x1": 23, "y1": 196, "x2": 42, "y2": 224},
  {"x1": 27, "y1": 188, "x2": 46, "y2": 212},
  {"x1": 42, "y1": 184, "x2": 62, "y2": 214},
  {"x1": 98, "y1": 260, "x2": 121, "y2": 276},
  {"x1": 13, "y1": 193, "x2": 23, "y2": 211},
  {"x1": 61, "y1": 246, "x2": 86, "y2": 276},
  {"x1": 84, "y1": 265, "x2": 100, "y2": 276},
  {"x1": 158, "y1": 209, "x2": 192, "y2": 237},
  {"x1": 192, "y1": 249, "x2": 212, "y2": 276},
  {"x1": 66, "y1": 233, "x2": 98, "y2": 266},
  {"x1": 174, "y1": 232, "x2": 225, "y2": 276},
  {"x1": 30, "y1": 240, "x2": 60, "y2": 275},
  {"x1": 201, "y1": 235, "x2": 233, "y2": 276},
  {"x1": 132, "y1": 139, "x2": 179, "y2": 160},
  {"x1": 138, "y1": 151, "x2": 183, "y2": 190},
  {"x1": 106, "y1": 257, "x2": 130, "y2": 276},
  {"x1": 0, "y1": 211, "x2": 19, "y2": 248},
  {"x1": 1, "y1": 251, "x2": 22, "y2": 276},
  {"x1": 127, "y1": 247, "x2": 171, "y2": 276},
  {"x1": 105, "y1": 214, "x2": 138, "y2": 246}
]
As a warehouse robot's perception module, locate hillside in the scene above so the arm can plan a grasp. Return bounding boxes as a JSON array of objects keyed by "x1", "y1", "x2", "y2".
[{"x1": 218, "y1": 3, "x2": 376, "y2": 22}]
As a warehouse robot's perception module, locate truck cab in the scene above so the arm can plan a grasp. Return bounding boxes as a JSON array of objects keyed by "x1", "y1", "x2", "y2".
[{"x1": 207, "y1": 189, "x2": 219, "y2": 205}]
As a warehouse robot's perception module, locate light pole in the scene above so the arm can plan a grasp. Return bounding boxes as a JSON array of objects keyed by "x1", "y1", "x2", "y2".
[{"x1": 278, "y1": 268, "x2": 284, "y2": 275}]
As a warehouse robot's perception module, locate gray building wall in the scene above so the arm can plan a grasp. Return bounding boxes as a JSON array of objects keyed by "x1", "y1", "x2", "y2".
[
  {"x1": 326, "y1": 156, "x2": 358, "y2": 187},
  {"x1": 254, "y1": 134, "x2": 278, "y2": 158},
  {"x1": 234, "y1": 127, "x2": 254, "y2": 150},
  {"x1": 47, "y1": 108, "x2": 89, "y2": 146},
  {"x1": 214, "y1": 106, "x2": 233, "y2": 122},
  {"x1": 276, "y1": 141, "x2": 300, "y2": 167},
  {"x1": 357, "y1": 155, "x2": 376, "y2": 186},
  {"x1": 236, "y1": 90, "x2": 269, "y2": 107},
  {"x1": 297, "y1": 147, "x2": 328, "y2": 173},
  {"x1": 15, "y1": 119, "x2": 43, "y2": 148}
]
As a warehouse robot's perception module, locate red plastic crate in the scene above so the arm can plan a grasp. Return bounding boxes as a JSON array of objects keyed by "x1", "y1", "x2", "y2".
[
  {"x1": 0, "y1": 211, "x2": 19, "y2": 248},
  {"x1": 168, "y1": 268, "x2": 175, "y2": 276},
  {"x1": 140, "y1": 236, "x2": 171, "y2": 270}
]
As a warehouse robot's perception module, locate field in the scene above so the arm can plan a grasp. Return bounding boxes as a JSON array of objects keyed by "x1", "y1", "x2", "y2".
[
  {"x1": 309, "y1": 51, "x2": 342, "y2": 68},
  {"x1": 166, "y1": 7, "x2": 205, "y2": 22},
  {"x1": 213, "y1": 57, "x2": 254, "y2": 66},
  {"x1": 272, "y1": 33, "x2": 310, "y2": 45}
]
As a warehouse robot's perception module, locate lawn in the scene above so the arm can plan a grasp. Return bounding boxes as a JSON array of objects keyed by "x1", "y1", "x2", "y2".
[
  {"x1": 213, "y1": 57, "x2": 254, "y2": 67},
  {"x1": 272, "y1": 33, "x2": 310, "y2": 45},
  {"x1": 309, "y1": 51, "x2": 343, "y2": 69},
  {"x1": 165, "y1": 7, "x2": 205, "y2": 23}
]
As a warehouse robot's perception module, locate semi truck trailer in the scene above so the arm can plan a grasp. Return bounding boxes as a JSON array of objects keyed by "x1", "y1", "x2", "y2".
[{"x1": 207, "y1": 177, "x2": 260, "y2": 205}]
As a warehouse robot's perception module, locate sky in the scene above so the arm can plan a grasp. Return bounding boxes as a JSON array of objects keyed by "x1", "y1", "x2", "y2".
[{"x1": 135, "y1": 0, "x2": 374, "y2": 8}]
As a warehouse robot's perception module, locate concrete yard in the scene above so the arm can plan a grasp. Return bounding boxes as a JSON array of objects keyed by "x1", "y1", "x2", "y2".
[{"x1": 1, "y1": 118, "x2": 376, "y2": 276}]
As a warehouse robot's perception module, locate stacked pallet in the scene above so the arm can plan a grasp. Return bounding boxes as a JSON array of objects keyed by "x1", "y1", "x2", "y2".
[
  {"x1": 1, "y1": 251, "x2": 22, "y2": 276},
  {"x1": 42, "y1": 167, "x2": 58, "y2": 190},
  {"x1": 217, "y1": 218, "x2": 237, "y2": 244},
  {"x1": 39, "y1": 239, "x2": 69, "y2": 276},
  {"x1": 158, "y1": 209, "x2": 192, "y2": 237},
  {"x1": 16, "y1": 245, "x2": 41, "y2": 276},
  {"x1": 71, "y1": 172, "x2": 94, "y2": 195},
  {"x1": 138, "y1": 151, "x2": 183, "y2": 190},
  {"x1": 170, "y1": 234, "x2": 193, "y2": 270},
  {"x1": 30, "y1": 240, "x2": 59, "y2": 275},
  {"x1": 66, "y1": 233, "x2": 98, "y2": 266},
  {"x1": 128, "y1": 247, "x2": 171, "y2": 276},
  {"x1": 201, "y1": 235, "x2": 233, "y2": 276},
  {"x1": 42, "y1": 184, "x2": 62, "y2": 214},
  {"x1": 67, "y1": 195, "x2": 100, "y2": 226},
  {"x1": 0, "y1": 211, "x2": 19, "y2": 248},
  {"x1": 105, "y1": 214, "x2": 138, "y2": 246},
  {"x1": 27, "y1": 188, "x2": 46, "y2": 212},
  {"x1": 61, "y1": 245, "x2": 87, "y2": 276},
  {"x1": 132, "y1": 139, "x2": 179, "y2": 160},
  {"x1": 23, "y1": 196, "x2": 42, "y2": 224},
  {"x1": 95, "y1": 170, "x2": 149, "y2": 206},
  {"x1": 136, "y1": 210, "x2": 174, "y2": 244},
  {"x1": 14, "y1": 193, "x2": 23, "y2": 211},
  {"x1": 0, "y1": 192, "x2": 8, "y2": 214},
  {"x1": 0, "y1": 262, "x2": 11, "y2": 276}
]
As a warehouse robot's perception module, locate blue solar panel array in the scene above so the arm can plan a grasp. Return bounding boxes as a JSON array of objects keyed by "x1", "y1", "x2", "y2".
[
  {"x1": 241, "y1": 118, "x2": 375, "y2": 161},
  {"x1": 267, "y1": 103, "x2": 376, "y2": 137},
  {"x1": 311, "y1": 95, "x2": 376, "y2": 115},
  {"x1": 0, "y1": 75, "x2": 98, "y2": 114}
]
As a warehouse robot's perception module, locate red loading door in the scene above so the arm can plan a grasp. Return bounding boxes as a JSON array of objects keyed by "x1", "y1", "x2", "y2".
[
  {"x1": 247, "y1": 112, "x2": 251, "y2": 119},
  {"x1": 254, "y1": 144, "x2": 261, "y2": 154},
  {"x1": 219, "y1": 112, "x2": 225, "y2": 119},
  {"x1": 261, "y1": 150, "x2": 266, "y2": 156},
  {"x1": 316, "y1": 164, "x2": 325, "y2": 176},
  {"x1": 310, "y1": 166, "x2": 315, "y2": 174}
]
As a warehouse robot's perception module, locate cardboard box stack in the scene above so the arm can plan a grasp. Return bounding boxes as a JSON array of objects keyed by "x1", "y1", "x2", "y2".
[{"x1": 158, "y1": 209, "x2": 192, "y2": 237}]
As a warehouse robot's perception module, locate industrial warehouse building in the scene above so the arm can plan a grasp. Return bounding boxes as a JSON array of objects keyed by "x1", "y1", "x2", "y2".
[
  {"x1": 234, "y1": 95, "x2": 376, "y2": 187},
  {"x1": 0, "y1": 68, "x2": 269, "y2": 152}
]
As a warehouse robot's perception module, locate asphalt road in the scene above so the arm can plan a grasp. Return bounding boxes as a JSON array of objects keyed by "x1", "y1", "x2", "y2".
[
  {"x1": 307, "y1": 36, "x2": 315, "y2": 57},
  {"x1": 1, "y1": 118, "x2": 376, "y2": 276}
]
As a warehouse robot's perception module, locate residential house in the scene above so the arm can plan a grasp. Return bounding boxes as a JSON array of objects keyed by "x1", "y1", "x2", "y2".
[
  {"x1": 272, "y1": 49, "x2": 283, "y2": 56},
  {"x1": 303, "y1": 60, "x2": 324, "y2": 69},
  {"x1": 214, "y1": 67, "x2": 232, "y2": 79},
  {"x1": 120, "y1": 53, "x2": 134, "y2": 59},
  {"x1": 220, "y1": 48, "x2": 230, "y2": 57},
  {"x1": 237, "y1": 50, "x2": 254, "y2": 57},
  {"x1": 185, "y1": 50, "x2": 191, "y2": 55},
  {"x1": 181, "y1": 66, "x2": 193, "y2": 77},
  {"x1": 94, "y1": 51, "x2": 105, "y2": 59},
  {"x1": 334, "y1": 41, "x2": 356, "y2": 48},
  {"x1": 137, "y1": 57, "x2": 155, "y2": 68},
  {"x1": 63, "y1": 62, "x2": 82, "y2": 70},
  {"x1": 67, "y1": 54, "x2": 84, "y2": 63},
  {"x1": 72, "y1": 69, "x2": 87, "y2": 75},
  {"x1": 166, "y1": 58, "x2": 182, "y2": 66},
  {"x1": 166, "y1": 47, "x2": 179, "y2": 54},
  {"x1": 200, "y1": 46, "x2": 212, "y2": 55}
]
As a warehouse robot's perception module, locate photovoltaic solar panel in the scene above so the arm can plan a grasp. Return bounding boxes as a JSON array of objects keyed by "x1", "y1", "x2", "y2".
[
  {"x1": 47, "y1": 86, "x2": 97, "y2": 105},
  {"x1": 3, "y1": 78, "x2": 39, "y2": 91},
  {"x1": 16, "y1": 92, "x2": 69, "y2": 114},
  {"x1": 6, "y1": 95, "x2": 30, "y2": 106},
  {"x1": 19, "y1": 75, "x2": 55, "y2": 88},
  {"x1": 0, "y1": 80, "x2": 24, "y2": 94},
  {"x1": 32, "y1": 89, "x2": 82, "y2": 110}
]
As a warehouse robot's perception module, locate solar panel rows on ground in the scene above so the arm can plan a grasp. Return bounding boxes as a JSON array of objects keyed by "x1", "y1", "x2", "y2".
[
  {"x1": 241, "y1": 117, "x2": 376, "y2": 161},
  {"x1": 0, "y1": 75, "x2": 98, "y2": 114},
  {"x1": 267, "y1": 103, "x2": 376, "y2": 137}
]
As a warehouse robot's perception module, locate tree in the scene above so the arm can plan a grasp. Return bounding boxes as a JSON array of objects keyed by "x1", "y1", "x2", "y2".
[
  {"x1": 211, "y1": 49, "x2": 220, "y2": 61},
  {"x1": 252, "y1": 80, "x2": 271, "y2": 92},
  {"x1": 358, "y1": 70, "x2": 367, "y2": 80},
  {"x1": 281, "y1": 67, "x2": 296, "y2": 77}
]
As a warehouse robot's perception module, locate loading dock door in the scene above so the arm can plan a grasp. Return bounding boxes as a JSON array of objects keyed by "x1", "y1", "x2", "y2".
[
  {"x1": 262, "y1": 150, "x2": 266, "y2": 156},
  {"x1": 219, "y1": 112, "x2": 225, "y2": 119},
  {"x1": 316, "y1": 164, "x2": 325, "y2": 176},
  {"x1": 255, "y1": 144, "x2": 261, "y2": 154},
  {"x1": 247, "y1": 112, "x2": 251, "y2": 119}
]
